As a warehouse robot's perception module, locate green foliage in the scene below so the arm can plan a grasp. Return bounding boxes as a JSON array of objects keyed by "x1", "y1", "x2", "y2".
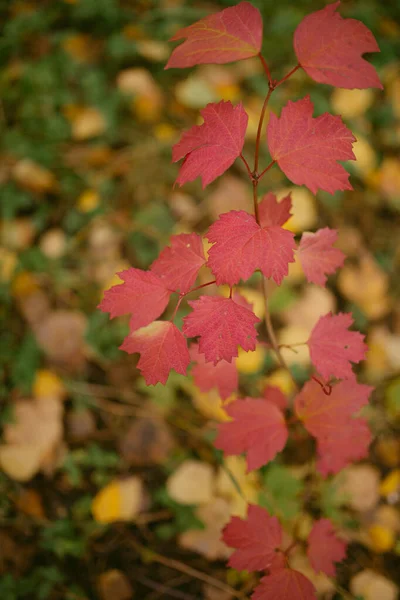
[
  {"x1": 154, "y1": 487, "x2": 204, "y2": 540},
  {"x1": 259, "y1": 463, "x2": 304, "y2": 520}
]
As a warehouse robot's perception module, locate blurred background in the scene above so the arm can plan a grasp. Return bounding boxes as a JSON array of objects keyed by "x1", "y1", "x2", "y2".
[{"x1": 0, "y1": 0, "x2": 399, "y2": 599}]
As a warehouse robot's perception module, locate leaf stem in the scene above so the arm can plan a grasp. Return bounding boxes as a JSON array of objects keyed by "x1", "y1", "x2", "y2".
[
  {"x1": 240, "y1": 153, "x2": 253, "y2": 179},
  {"x1": 170, "y1": 280, "x2": 217, "y2": 323},
  {"x1": 254, "y1": 87, "x2": 273, "y2": 174},
  {"x1": 274, "y1": 64, "x2": 301, "y2": 88},
  {"x1": 257, "y1": 53, "x2": 273, "y2": 85},
  {"x1": 257, "y1": 160, "x2": 276, "y2": 182}
]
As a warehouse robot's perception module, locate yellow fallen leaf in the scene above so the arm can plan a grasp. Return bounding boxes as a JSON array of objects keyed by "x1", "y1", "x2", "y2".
[
  {"x1": 352, "y1": 135, "x2": 377, "y2": 176},
  {"x1": 350, "y1": 569, "x2": 398, "y2": 600},
  {"x1": 0, "y1": 248, "x2": 17, "y2": 282},
  {"x1": 13, "y1": 159, "x2": 56, "y2": 194},
  {"x1": 263, "y1": 368, "x2": 296, "y2": 397},
  {"x1": 62, "y1": 34, "x2": 99, "y2": 62},
  {"x1": 0, "y1": 444, "x2": 42, "y2": 482},
  {"x1": 331, "y1": 88, "x2": 374, "y2": 119},
  {"x1": 153, "y1": 123, "x2": 177, "y2": 142},
  {"x1": 39, "y1": 229, "x2": 66, "y2": 259},
  {"x1": 191, "y1": 387, "x2": 232, "y2": 422},
  {"x1": 33, "y1": 369, "x2": 65, "y2": 400},
  {"x1": 236, "y1": 345, "x2": 266, "y2": 374},
  {"x1": 235, "y1": 287, "x2": 265, "y2": 320},
  {"x1": 280, "y1": 187, "x2": 317, "y2": 233},
  {"x1": 179, "y1": 498, "x2": 232, "y2": 560},
  {"x1": 367, "y1": 524, "x2": 395, "y2": 553},
  {"x1": 216, "y1": 456, "x2": 259, "y2": 517},
  {"x1": 69, "y1": 106, "x2": 107, "y2": 140},
  {"x1": 92, "y1": 477, "x2": 143, "y2": 523},
  {"x1": 380, "y1": 470, "x2": 400, "y2": 498},
  {"x1": 76, "y1": 189, "x2": 100, "y2": 213},
  {"x1": 166, "y1": 460, "x2": 214, "y2": 505},
  {"x1": 339, "y1": 465, "x2": 380, "y2": 512},
  {"x1": 11, "y1": 271, "x2": 40, "y2": 298}
]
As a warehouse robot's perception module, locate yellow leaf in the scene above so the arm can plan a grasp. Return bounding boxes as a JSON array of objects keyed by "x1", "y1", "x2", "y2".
[
  {"x1": 33, "y1": 369, "x2": 65, "y2": 400},
  {"x1": 236, "y1": 345, "x2": 266, "y2": 374},
  {"x1": 350, "y1": 569, "x2": 398, "y2": 600},
  {"x1": 367, "y1": 524, "x2": 395, "y2": 552},
  {"x1": 92, "y1": 477, "x2": 143, "y2": 523},
  {"x1": 0, "y1": 444, "x2": 42, "y2": 482},
  {"x1": 13, "y1": 159, "x2": 56, "y2": 194},
  {"x1": 69, "y1": 107, "x2": 107, "y2": 140},
  {"x1": 166, "y1": 460, "x2": 214, "y2": 505},
  {"x1": 191, "y1": 387, "x2": 232, "y2": 422},
  {"x1": 76, "y1": 189, "x2": 100, "y2": 213},
  {"x1": 280, "y1": 187, "x2": 317, "y2": 233},
  {"x1": 380, "y1": 470, "x2": 400, "y2": 498},
  {"x1": 331, "y1": 88, "x2": 374, "y2": 119},
  {"x1": 264, "y1": 368, "x2": 296, "y2": 398}
]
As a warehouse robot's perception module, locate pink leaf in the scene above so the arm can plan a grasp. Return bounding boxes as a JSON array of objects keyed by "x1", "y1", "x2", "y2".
[
  {"x1": 215, "y1": 398, "x2": 288, "y2": 471},
  {"x1": 316, "y1": 417, "x2": 372, "y2": 476},
  {"x1": 172, "y1": 101, "x2": 248, "y2": 188},
  {"x1": 267, "y1": 96, "x2": 356, "y2": 195},
  {"x1": 294, "y1": 2, "x2": 382, "y2": 90},
  {"x1": 151, "y1": 233, "x2": 206, "y2": 293},
  {"x1": 206, "y1": 210, "x2": 296, "y2": 286},
  {"x1": 189, "y1": 343, "x2": 238, "y2": 400},
  {"x1": 263, "y1": 385, "x2": 288, "y2": 412},
  {"x1": 307, "y1": 312, "x2": 368, "y2": 380},
  {"x1": 183, "y1": 295, "x2": 259, "y2": 364},
  {"x1": 298, "y1": 228, "x2": 345, "y2": 286},
  {"x1": 166, "y1": 2, "x2": 262, "y2": 69},
  {"x1": 258, "y1": 192, "x2": 292, "y2": 228},
  {"x1": 294, "y1": 378, "x2": 372, "y2": 439},
  {"x1": 223, "y1": 504, "x2": 282, "y2": 572},
  {"x1": 98, "y1": 268, "x2": 170, "y2": 332},
  {"x1": 120, "y1": 321, "x2": 190, "y2": 385},
  {"x1": 252, "y1": 569, "x2": 317, "y2": 600},
  {"x1": 307, "y1": 519, "x2": 347, "y2": 577}
]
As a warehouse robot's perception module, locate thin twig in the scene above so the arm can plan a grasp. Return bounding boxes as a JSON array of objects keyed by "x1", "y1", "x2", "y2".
[
  {"x1": 254, "y1": 88, "x2": 273, "y2": 174},
  {"x1": 257, "y1": 53, "x2": 273, "y2": 85},
  {"x1": 274, "y1": 64, "x2": 301, "y2": 88},
  {"x1": 240, "y1": 153, "x2": 253, "y2": 179}
]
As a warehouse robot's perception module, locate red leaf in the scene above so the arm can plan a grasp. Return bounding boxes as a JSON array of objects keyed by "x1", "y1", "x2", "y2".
[
  {"x1": 151, "y1": 233, "x2": 206, "y2": 293},
  {"x1": 298, "y1": 228, "x2": 345, "y2": 286},
  {"x1": 267, "y1": 96, "x2": 356, "y2": 194},
  {"x1": 294, "y1": 378, "x2": 372, "y2": 439},
  {"x1": 258, "y1": 192, "x2": 292, "y2": 228},
  {"x1": 98, "y1": 268, "x2": 170, "y2": 332},
  {"x1": 172, "y1": 101, "x2": 248, "y2": 188},
  {"x1": 294, "y1": 2, "x2": 382, "y2": 90},
  {"x1": 166, "y1": 2, "x2": 262, "y2": 69},
  {"x1": 189, "y1": 343, "x2": 238, "y2": 400},
  {"x1": 307, "y1": 519, "x2": 347, "y2": 577},
  {"x1": 316, "y1": 417, "x2": 372, "y2": 476},
  {"x1": 223, "y1": 504, "x2": 282, "y2": 572},
  {"x1": 120, "y1": 321, "x2": 190, "y2": 385},
  {"x1": 183, "y1": 295, "x2": 260, "y2": 364},
  {"x1": 307, "y1": 312, "x2": 368, "y2": 380},
  {"x1": 252, "y1": 569, "x2": 317, "y2": 600},
  {"x1": 206, "y1": 210, "x2": 295, "y2": 286},
  {"x1": 215, "y1": 398, "x2": 288, "y2": 471},
  {"x1": 263, "y1": 386, "x2": 288, "y2": 412}
]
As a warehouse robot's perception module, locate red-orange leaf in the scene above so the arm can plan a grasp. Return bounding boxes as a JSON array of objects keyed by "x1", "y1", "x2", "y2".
[
  {"x1": 267, "y1": 96, "x2": 356, "y2": 195},
  {"x1": 166, "y1": 2, "x2": 262, "y2": 69},
  {"x1": 172, "y1": 101, "x2": 248, "y2": 188},
  {"x1": 298, "y1": 228, "x2": 345, "y2": 286},
  {"x1": 316, "y1": 417, "x2": 371, "y2": 476},
  {"x1": 258, "y1": 192, "x2": 292, "y2": 228},
  {"x1": 151, "y1": 233, "x2": 206, "y2": 293},
  {"x1": 294, "y1": 378, "x2": 372, "y2": 439},
  {"x1": 307, "y1": 519, "x2": 347, "y2": 577},
  {"x1": 215, "y1": 398, "x2": 288, "y2": 471},
  {"x1": 252, "y1": 569, "x2": 317, "y2": 600},
  {"x1": 307, "y1": 312, "x2": 368, "y2": 380},
  {"x1": 206, "y1": 210, "x2": 295, "y2": 286},
  {"x1": 120, "y1": 321, "x2": 190, "y2": 385},
  {"x1": 294, "y1": 2, "x2": 382, "y2": 90},
  {"x1": 183, "y1": 295, "x2": 260, "y2": 364},
  {"x1": 98, "y1": 268, "x2": 170, "y2": 332},
  {"x1": 223, "y1": 504, "x2": 282, "y2": 572}
]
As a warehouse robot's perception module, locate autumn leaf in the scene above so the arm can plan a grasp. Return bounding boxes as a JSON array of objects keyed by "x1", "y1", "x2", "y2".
[
  {"x1": 294, "y1": 378, "x2": 372, "y2": 438},
  {"x1": 190, "y1": 343, "x2": 238, "y2": 400},
  {"x1": 98, "y1": 268, "x2": 171, "y2": 333},
  {"x1": 120, "y1": 321, "x2": 190, "y2": 385},
  {"x1": 222, "y1": 504, "x2": 282, "y2": 571},
  {"x1": 206, "y1": 210, "x2": 295, "y2": 286},
  {"x1": 298, "y1": 228, "x2": 345, "y2": 286},
  {"x1": 215, "y1": 397, "x2": 288, "y2": 471},
  {"x1": 267, "y1": 96, "x2": 356, "y2": 194},
  {"x1": 166, "y1": 2, "x2": 262, "y2": 69},
  {"x1": 307, "y1": 312, "x2": 368, "y2": 379},
  {"x1": 183, "y1": 295, "x2": 260, "y2": 364},
  {"x1": 172, "y1": 101, "x2": 248, "y2": 188},
  {"x1": 151, "y1": 232, "x2": 206, "y2": 293},
  {"x1": 252, "y1": 569, "x2": 317, "y2": 600},
  {"x1": 307, "y1": 519, "x2": 347, "y2": 577},
  {"x1": 294, "y1": 2, "x2": 382, "y2": 90},
  {"x1": 316, "y1": 417, "x2": 372, "y2": 476},
  {"x1": 258, "y1": 192, "x2": 292, "y2": 228}
]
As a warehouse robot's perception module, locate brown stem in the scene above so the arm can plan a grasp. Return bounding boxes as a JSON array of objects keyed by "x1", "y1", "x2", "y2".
[
  {"x1": 274, "y1": 64, "x2": 301, "y2": 88},
  {"x1": 258, "y1": 160, "x2": 276, "y2": 181},
  {"x1": 258, "y1": 52, "x2": 273, "y2": 85},
  {"x1": 254, "y1": 88, "x2": 273, "y2": 173},
  {"x1": 240, "y1": 153, "x2": 253, "y2": 179}
]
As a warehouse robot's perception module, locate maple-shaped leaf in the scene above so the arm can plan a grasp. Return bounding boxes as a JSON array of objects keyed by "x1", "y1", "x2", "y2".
[
  {"x1": 294, "y1": 2, "x2": 382, "y2": 90},
  {"x1": 183, "y1": 295, "x2": 260, "y2": 364},
  {"x1": 222, "y1": 504, "x2": 282, "y2": 572},
  {"x1": 307, "y1": 519, "x2": 347, "y2": 577},
  {"x1": 294, "y1": 378, "x2": 372, "y2": 439},
  {"x1": 263, "y1": 385, "x2": 288, "y2": 412},
  {"x1": 215, "y1": 397, "x2": 288, "y2": 471},
  {"x1": 206, "y1": 210, "x2": 295, "y2": 285},
  {"x1": 298, "y1": 228, "x2": 345, "y2": 286},
  {"x1": 151, "y1": 233, "x2": 206, "y2": 293},
  {"x1": 307, "y1": 312, "x2": 368, "y2": 380},
  {"x1": 189, "y1": 343, "x2": 238, "y2": 400},
  {"x1": 252, "y1": 569, "x2": 317, "y2": 600},
  {"x1": 120, "y1": 321, "x2": 190, "y2": 385},
  {"x1": 165, "y1": 2, "x2": 262, "y2": 69},
  {"x1": 267, "y1": 96, "x2": 356, "y2": 195},
  {"x1": 98, "y1": 268, "x2": 170, "y2": 332},
  {"x1": 258, "y1": 192, "x2": 292, "y2": 228},
  {"x1": 316, "y1": 417, "x2": 371, "y2": 476},
  {"x1": 172, "y1": 101, "x2": 248, "y2": 188}
]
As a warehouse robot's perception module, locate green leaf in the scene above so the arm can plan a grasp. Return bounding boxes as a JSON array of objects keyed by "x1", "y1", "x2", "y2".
[
  {"x1": 259, "y1": 463, "x2": 304, "y2": 520},
  {"x1": 11, "y1": 333, "x2": 41, "y2": 394}
]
